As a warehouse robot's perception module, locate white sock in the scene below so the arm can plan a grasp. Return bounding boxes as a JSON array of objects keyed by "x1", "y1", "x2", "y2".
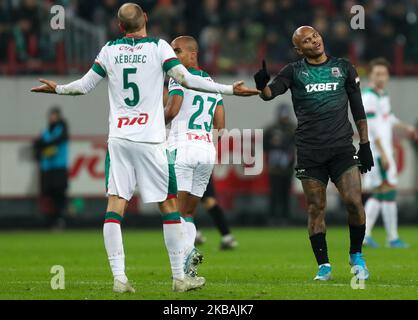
[
  {"x1": 162, "y1": 213, "x2": 185, "y2": 280},
  {"x1": 103, "y1": 221, "x2": 127, "y2": 283},
  {"x1": 381, "y1": 201, "x2": 399, "y2": 242},
  {"x1": 365, "y1": 197, "x2": 381, "y2": 237},
  {"x1": 183, "y1": 219, "x2": 197, "y2": 257}
]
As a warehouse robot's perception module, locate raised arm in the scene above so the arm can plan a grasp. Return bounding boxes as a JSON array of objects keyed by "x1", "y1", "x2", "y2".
[{"x1": 254, "y1": 60, "x2": 292, "y2": 101}]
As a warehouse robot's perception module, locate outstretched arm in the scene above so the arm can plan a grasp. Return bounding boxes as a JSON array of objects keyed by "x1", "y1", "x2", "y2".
[
  {"x1": 31, "y1": 69, "x2": 103, "y2": 95},
  {"x1": 167, "y1": 64, "x2": 259, "y2": 96}
]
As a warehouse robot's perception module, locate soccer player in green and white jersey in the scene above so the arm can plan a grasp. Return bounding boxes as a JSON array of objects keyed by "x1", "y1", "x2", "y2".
[
  {"x1": 31, "y1": 3, "x2": 259, "y2": 293},
  {"x1": 362, "y1": 58, "x2": 418, "y2": 248},
  {"x1": 164, "y1": 36, "x2": 227, "y2": 277}
]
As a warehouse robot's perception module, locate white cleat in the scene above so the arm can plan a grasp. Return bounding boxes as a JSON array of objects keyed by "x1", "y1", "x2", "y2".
[
  {"x1": 172, "y1": 274, "x2": 206, "y2": 292},
  {"x1": 113, "y1": 279, "x2": 136, "y2": 293}
]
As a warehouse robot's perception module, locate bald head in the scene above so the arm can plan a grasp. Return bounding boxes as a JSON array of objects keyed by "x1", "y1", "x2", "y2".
[
  {"x1": 171, "y1": 36, "x2": 199, "y2": 53},
  {"x1": 171, "y1": 36, "x2": 199, "y2": 68},
  {"x1": 291, "y1": 25, "x2": 325, "y2": 60},
  {"x1": 292, "y1": 26, "x2": 315, "y2": 47},
  {"x1": 118, "y1": 3, "x2": 145, "y2": 33}
]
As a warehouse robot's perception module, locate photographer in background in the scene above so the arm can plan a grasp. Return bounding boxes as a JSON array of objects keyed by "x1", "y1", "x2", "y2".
[{"x1": 34, "y1": 107, "x2": 69, "y2": 230}]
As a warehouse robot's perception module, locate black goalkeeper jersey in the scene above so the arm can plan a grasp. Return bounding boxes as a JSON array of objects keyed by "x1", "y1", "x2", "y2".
[{"x1": 268, "y1": 56, "x2": 361, "y2": 149}]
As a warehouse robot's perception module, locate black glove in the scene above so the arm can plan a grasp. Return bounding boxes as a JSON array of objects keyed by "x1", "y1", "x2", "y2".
[
  {"x1": 254, "y1": 60, "x2": 270, "y2": 90},
  {"x1": 358, "y1": 141, "x2": 374, "y2": 174}
]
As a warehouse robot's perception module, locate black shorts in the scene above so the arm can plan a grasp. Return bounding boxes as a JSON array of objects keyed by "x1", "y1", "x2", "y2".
[
  {"x1": 295, "y1": 145, "x2": 360, "y2": 186},
  {"x1": 201, "y1": 175, "x2": 216, "y2": 200}
]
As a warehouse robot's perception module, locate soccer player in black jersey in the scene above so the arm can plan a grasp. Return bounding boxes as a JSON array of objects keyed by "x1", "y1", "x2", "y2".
[{"x1": 254, "y1": 26, "x2": 374, "y2": 281}]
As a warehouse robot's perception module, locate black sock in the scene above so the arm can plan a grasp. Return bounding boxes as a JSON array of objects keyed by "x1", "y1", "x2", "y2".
[
  {"x1": 208, "y1": 204, "x2": 231, "y2": 236},
  {"x1": 309, "y1": 233, "x2": 329, "y2": 265},
  {"x1": 349, "y1": 224, "x2": 366, "y2": 254}
]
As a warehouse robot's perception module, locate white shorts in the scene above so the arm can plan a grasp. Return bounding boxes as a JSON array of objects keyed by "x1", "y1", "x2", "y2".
[
  {"x1": 172, "y1": 144, "x2": 216, "y2": 197},
  {"x1": 363, "y1": 155, "x2": 397, "y2": 190},
  {"x1": 106, "y1": 138, "x2": 177, "y2": 203}
]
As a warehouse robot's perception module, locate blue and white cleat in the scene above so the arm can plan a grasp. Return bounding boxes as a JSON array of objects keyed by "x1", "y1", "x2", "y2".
[
  {"x1": 349, "y1": 253, "x2": 369, "y2": 280},
  {"x1": 314, "y1": 264, "x2": 332, "y2": 281},
  {"x1": 388, "y1": 238, "x2": 409, "y2": 248},
  {"x1": 363, "y1": 236, "x2": 379, "y2": 248}
]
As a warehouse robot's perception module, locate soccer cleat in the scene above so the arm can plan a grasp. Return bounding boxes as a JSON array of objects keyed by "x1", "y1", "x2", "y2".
[
  {"x1": 387, "y1": 238, "x2": 409, "y2": 248},
  {"x1": 313, "y1": 264, "x2": 332, "y2": 281},
  {"x1": 113, "y1": 279, "x2": 136, "y2": 293},
  {"x1": 363, "y1": 236, "x2": 379, "y2": 248},
  {"x1": 220, "y1": 237, "x2": 238, "y2": 250},
  {"x1": 172, "y1": 274, "x2": 206, "y2": 292},
  {"x1": 349, "y1": 252, "x2": 369, "y2": 280},
  {"x1": 194, "y1": 231, "x2": 207, "y2": 246},
  {"x1": 184, "y1": 248, "x2": 204, "y2": 277}
]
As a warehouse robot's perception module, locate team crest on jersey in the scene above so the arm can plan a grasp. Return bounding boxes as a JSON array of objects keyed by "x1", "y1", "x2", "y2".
[{"x1": 331, "y1": 67, "x2": 341, "y2": 78}]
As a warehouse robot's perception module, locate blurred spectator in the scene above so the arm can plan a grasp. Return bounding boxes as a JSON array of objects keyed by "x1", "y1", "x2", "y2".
[
  {"x1": 12, "y1": 0, "x2": 41, "y2": 62},
  {"x1": 312, "y1": 14, "x2": 329, "y2": 37},
  {"x1": 149, "y1": 0, "x2": 179, "y2": 40},
  {"x1": 34, "y1": 107, "x2": 69, "y2": 230},
  {"x1": 0, "y1": 0, "x2": 11, "y2": 62},
  {"x1": 1, "y1": 0, "x2": 418, "y2": 74},
  {"x1": 309, "y1": 0, "x2": 336, "y2": 16},
  {"x1": 185, "y1": 0, "x2": 221, "y2": 39},
  {"x1": 264, "y1": 29, "x2": 293, "y2": 63},
  {"x1": 257, "y1": 0, "x2": 279, "y2": 31},
  {"x1": 218, "y1": 26, "x2": 246, "y2": 72},
  {"x1": 92, "y1": 0, "x2": 120, "y2": 38},
  {"x1": 263, "y1": 103, "x2": 296, "y2": 225},
  {"x1": 221, "y1": 0, "x2": 244, "y2": 28},
  {"x1": 365, "y1": 21, "x2": 396, "y2": 61},
  {"x1": 328, "y1": 20, "x2": 350, "y2": 58}
]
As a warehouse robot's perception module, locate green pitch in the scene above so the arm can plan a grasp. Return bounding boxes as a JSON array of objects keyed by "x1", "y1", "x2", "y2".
[{"x1": 0, "y1": 227, "x2": 417, "y2": 300}]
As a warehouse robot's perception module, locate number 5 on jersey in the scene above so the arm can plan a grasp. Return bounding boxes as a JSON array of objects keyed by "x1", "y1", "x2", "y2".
[{"x1": 123, "y1": 68, "x2": 140, "y2": 107}]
